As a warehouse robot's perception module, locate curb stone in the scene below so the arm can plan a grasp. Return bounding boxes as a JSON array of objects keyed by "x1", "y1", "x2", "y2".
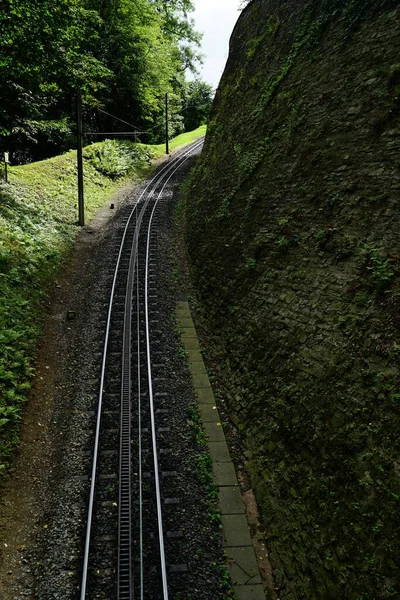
[{"x1": 177, "y1": 301, "x2": 265, "y2": 600}]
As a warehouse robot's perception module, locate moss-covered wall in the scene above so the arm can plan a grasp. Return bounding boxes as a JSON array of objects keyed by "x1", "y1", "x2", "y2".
[{"x1": 185, "y1": 1, "x2": 400, "y2": 598}]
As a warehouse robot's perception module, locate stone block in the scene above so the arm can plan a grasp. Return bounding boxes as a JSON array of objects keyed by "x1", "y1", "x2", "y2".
[
  {"x1": 188, "y1": 361, "x2": 207, "y2": 375},
  {"x1": 198, "y1": 403, "x2": 220, "y2": 423},
  {"x1": 226, "y1": 546, "x2": 262, "y2": 585},
  {"x1": 212, "y1": 461, "x2": 237, "y2": 486},
  {"x1": 176, "y1": 302, "x2": 191, "y2": 317},
  {"x1": 187, "y1": 349, "x2": 203, "y2": 362},
  {"x1": 182, "y1": 337, "x2": 201, "y2": 352},
  {"x1": 203, "y1": 420, "x2": 225, "y2": 441},
  {"x1": 233, "y1": 585, "x2": 266, "y2": 600},
  {"x1": 218, "y1": 486, "x2": 245, "y2": 515},
  {"x1": 195, "y1": 387, "x2": 216, "y2": 404},
  {"x1": 192, "y1": 373, "x2": 212, "y2": 389},
  {"x1": 222, "y1": 514, "x2": 252, "y2": 547},
  {"x1": 177, "y1": 317, "x2": 194, "y2": 328},
  {"x1": 207, "y1": 441, "x2": 231, "y2": 463},
  {"x1": 181, "y1": 328, "x2": 197, "y2": 339}
]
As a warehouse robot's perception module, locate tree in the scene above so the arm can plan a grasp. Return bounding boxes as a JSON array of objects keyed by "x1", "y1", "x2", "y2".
[
  {"x1": 86, "y1": 0, "x2": 202, "y2": 140},
  {"x1": 0, "y1": 0, "x2": 203, "y2": 161},
  {"x1": 0, "y1": 0, "x2": 112, "y2": 161},
  {"x1": 182, "y1": 80, "x2": 214, "y2": 131},
  {"x1": 0, "y1": 0, "x2": 110, "y2": 136}
]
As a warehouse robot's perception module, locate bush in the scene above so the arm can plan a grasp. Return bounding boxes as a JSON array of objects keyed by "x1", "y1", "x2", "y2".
[{"x1": 84, "y1": 139, "x2": 152, "y2": 178}]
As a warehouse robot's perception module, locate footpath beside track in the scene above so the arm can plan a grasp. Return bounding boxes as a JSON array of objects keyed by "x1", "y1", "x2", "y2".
[{"x1": 177, "y1": 302, "x2": 266, "y2": 600}]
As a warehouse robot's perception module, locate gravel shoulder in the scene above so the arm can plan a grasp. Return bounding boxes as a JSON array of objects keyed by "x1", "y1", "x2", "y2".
[{"x1": 0, "y1": 153, "x2": 228, "y2": 599}]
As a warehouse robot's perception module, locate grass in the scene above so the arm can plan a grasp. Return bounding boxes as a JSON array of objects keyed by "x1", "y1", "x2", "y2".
[
  {"x1": 150, "y1": 125, "x2": 207, "y2": 157},
  {"x1": 0, "y1": 125, "x2": 206, "y2": 478}
]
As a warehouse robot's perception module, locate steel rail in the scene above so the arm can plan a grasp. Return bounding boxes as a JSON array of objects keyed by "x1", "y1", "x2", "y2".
[
  {"x1": 79, "y1": 138, "x2": 204, "y2": 600},
  {"x1": 119, "y1": 140, "x2": 203, "y2": 598},
  {"x1": 117, "y1": 138, "x2": 205, "y2": 598},
  {"x1": 136, "y1": 251, "x2": 144, "y2": 600},
  {"x1": 143, "y1": 144, "x2": 203, "y2": 600},
  {"x1": 117, "y1": 138, "x2": 200, "y2": 598}
]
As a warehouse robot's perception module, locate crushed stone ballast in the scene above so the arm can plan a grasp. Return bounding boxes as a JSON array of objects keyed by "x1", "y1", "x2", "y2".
[{"x1": 79, "y1": 140, "x2": 204, "y2": 599}]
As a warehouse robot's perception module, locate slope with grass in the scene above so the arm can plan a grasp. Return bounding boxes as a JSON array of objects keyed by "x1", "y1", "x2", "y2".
[{"x1": 0, "y1": 126, "x2": 205, "y2": 475}]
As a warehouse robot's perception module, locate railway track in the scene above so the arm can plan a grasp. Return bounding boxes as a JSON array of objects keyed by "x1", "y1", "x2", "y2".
[{"x1": 79, "y1": 139, "x2": 204, "y2": 600}]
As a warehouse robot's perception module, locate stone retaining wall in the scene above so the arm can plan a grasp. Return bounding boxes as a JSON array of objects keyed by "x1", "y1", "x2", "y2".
[{"x1": 185, "y1": 1, "x2": 400, "y2": 598}]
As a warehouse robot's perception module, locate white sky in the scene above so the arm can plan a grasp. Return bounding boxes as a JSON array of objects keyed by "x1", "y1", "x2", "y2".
[{"x1": 188, "y1": 0, "x2": 243, "y2": 90}]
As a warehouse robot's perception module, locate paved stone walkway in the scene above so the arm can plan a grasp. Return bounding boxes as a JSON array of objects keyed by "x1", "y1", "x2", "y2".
[{"x1": 177, "y1": 302, "x2": 265, "y2": 600}]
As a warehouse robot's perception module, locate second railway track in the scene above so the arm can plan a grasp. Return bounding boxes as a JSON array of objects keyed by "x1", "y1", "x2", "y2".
[{"x1": 79, "y1": 139, "x2": 204, "y2": 600}]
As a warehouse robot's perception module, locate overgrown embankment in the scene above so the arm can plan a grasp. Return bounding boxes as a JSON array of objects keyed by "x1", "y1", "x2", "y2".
[
  {"x1": 0, "y1": 126, "x2": 205, "y2": 475},
  {"x1": 184, "y1": 2, "x2": 400, "y2": 598}
]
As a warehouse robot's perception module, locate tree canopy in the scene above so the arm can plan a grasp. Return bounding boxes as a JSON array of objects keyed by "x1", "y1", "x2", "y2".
[
  {"x1": 0, "y1": 0, "x2": 212, "y2": 162},
  {"x1": 182, "y1": 80, "x2": 214, "y2": 132}
]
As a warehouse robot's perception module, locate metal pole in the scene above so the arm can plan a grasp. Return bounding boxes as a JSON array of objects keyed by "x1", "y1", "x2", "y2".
[
  {"x1": 165, "y1": 93, "x2": 169, "y2": 155},
  {"x1": 76, "y1": 92, "x2": 85, "y2": 226},
  {"x1": 4, "y1": 160, "x2": 8, "y2": 184}
]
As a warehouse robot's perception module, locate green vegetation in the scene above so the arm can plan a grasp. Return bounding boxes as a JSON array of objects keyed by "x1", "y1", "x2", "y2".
[
  {"x1": 151, "y1": 125, "x2": 207, "y2": 156},
  {"x1": 181, "y1": 82, "x2": 215, "y2": 132},
  {"x1": 186, "y1": 401, "x2": 234, "y2": 599},
  {"x1": 0, "y1": 126, "x2": 205, "y2": 477},
  {"x1": 359, "y1": 244, "x2": 395, "y2": 291},
  {"x1": 0, "y1": 0, "x2": 213, "y2": 162},
  {"x1": 187, "y1": 402, "x2": 221, "y2": 533}
]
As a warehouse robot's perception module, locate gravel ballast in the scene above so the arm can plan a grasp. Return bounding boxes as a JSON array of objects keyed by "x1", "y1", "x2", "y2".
[{"x1": 0, "y1": 153, "x2": 231, "y2": 599}]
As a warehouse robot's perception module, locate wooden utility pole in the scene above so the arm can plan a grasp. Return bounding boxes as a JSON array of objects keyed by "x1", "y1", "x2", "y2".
[
  {"x1": 4, "y1": 152, "x2": 9, "y2": 183},
  {"x1": 165, "y1": 92, "x2": 169, "y2": 155},
  {"x1": 76, "y1": 92, "x2": 85, "y2": 226}
]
